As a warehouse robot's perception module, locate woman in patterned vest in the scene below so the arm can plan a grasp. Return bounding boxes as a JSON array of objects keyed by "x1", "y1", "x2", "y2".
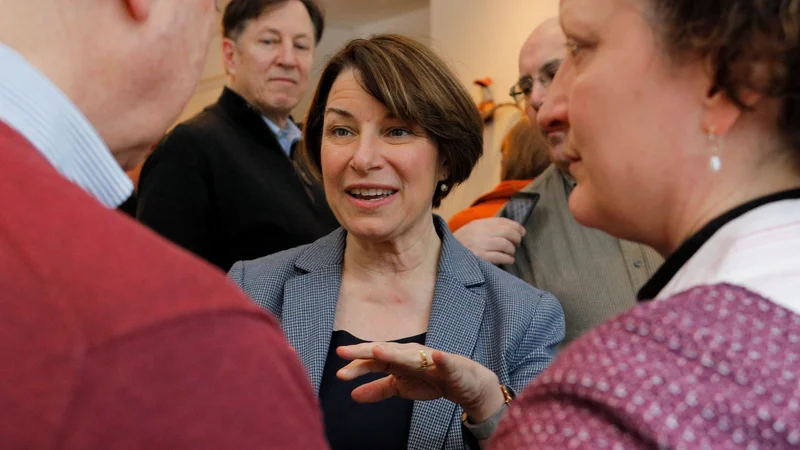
[{"x1": 491, "y1": 0, "x2": 800, "y2": 448}]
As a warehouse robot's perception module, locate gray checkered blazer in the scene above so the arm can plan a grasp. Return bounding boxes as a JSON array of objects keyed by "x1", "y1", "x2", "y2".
[{"x1": 229, "y1": 215, "x2": 565, "y2": 450}]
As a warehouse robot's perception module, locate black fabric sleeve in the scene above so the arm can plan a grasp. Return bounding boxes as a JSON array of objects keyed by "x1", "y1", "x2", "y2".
[{"x1": 136, "y1": 127, "x2": 215, "y2": 264}]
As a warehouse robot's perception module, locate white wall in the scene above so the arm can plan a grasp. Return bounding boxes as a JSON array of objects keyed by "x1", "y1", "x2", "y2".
[
  {"x1": 354, "y1": 7, "x2": 431, "y2": 45},
  {"x1": 429, "y1": 0, "x2": 559, "y2": 220}
]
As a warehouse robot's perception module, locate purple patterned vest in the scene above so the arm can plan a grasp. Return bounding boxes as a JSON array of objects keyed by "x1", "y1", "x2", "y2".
[{"x1": 492, "y1": 284, "x2": 800, "y2": 449}]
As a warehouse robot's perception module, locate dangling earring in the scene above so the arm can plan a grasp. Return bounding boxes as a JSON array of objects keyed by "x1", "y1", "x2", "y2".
[
  {"x1": 707, "y1": 126, "x2": 723, "y2": 173},
  {"x1": 439, "y1": 183, "x2": 449, "y2": 192}
]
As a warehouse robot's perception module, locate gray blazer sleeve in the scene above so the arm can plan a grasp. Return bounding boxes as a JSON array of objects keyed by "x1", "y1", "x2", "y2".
[
  {"x1": 228, "y1": 260, "x2": 245, "y2": 288},
  {"x1": 509, "y1": 291, "x2": 565, "y2": 392}
]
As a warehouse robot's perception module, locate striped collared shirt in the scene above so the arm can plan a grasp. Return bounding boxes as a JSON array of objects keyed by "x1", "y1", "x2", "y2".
[
  {"x1": 0, "y1": 44, "x2": 132, "y2": 208},
  {"x1": 263, "y1": 116, "x2": 302, "y2": 156}
]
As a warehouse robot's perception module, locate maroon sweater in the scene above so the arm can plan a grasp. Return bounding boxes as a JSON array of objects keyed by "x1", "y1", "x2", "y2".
[{"x1": 0, "y1": 122, "x2": 329, "y2": 449}]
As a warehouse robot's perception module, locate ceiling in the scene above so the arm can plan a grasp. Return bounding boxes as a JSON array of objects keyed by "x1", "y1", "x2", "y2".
[{"x1": 317, "y1": 0, "x2": 429, "y2": 28}]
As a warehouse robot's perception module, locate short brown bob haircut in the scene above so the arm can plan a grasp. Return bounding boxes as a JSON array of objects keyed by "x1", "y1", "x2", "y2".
[{"x1": 299, "y1": 34, "x2": 483, "y2": 207}]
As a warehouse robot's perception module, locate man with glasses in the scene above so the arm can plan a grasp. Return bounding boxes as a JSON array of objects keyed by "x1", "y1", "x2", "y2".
[
  {"x1": 510, "y1": 26, "x2": 562, "y2": 125},
  {"x1": 0, "y1": 0, "x2": 328, "y2": 447},
  {"x1": 456, "y1": 18, "x2": 662, "y2": 347}
]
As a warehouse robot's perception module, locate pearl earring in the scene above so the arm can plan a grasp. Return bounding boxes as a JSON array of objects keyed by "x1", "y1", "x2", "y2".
[
  {"x1": 440, "y1": 183, "x2": 449, "y2": 192},
  {"x1": 707, "y1": 126, "x2": 723, "y2": 173}
]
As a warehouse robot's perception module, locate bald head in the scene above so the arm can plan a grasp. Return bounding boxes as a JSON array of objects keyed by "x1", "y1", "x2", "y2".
[
  {"x1": 518, "y1": 17, "x2": 566, "y2": 125},
  {"x1": 520, "y1": 18, "x2": 563, "y2": 64},
  {"x1": 517, "y1": 17, "x2": 570, "y2": 173},
  {"x1": 0, "y1": 0, "x2": 218, "y2": 170}
]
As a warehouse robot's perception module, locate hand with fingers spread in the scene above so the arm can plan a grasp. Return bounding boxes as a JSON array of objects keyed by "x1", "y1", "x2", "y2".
[
  {"x1": 337, "y1": 342, "x2": 508, "y2": 424},
  {"x1": 453, "y1": 218, "x2": 526, "y2": 265}
]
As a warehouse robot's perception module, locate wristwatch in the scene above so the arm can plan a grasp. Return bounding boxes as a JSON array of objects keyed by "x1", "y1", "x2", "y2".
[{"x1": 461, "y1": 384, "x2": 515, "y2": 440}]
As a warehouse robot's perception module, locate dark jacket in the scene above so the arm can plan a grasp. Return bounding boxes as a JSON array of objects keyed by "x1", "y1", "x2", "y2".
[{"x1": 137, "y1": 87, "x2": 339, "y2": 271}]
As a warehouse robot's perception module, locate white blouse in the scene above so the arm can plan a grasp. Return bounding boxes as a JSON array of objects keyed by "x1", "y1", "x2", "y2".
[{"x1": 656, "y1": 199, "x2": 800, "y2": 315}]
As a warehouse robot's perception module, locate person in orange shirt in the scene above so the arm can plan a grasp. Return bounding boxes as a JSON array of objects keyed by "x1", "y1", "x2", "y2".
[{"x1": 449, "y1": 116, "x2": 550, "y2": 232}]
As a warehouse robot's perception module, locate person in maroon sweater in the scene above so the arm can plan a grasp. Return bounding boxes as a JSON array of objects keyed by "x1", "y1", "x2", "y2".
[{"x1": 0, "y1": 0, "x2": 328, "y2": 449}]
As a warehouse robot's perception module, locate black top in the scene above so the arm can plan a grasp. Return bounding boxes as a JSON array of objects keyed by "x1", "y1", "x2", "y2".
[
  {"x1": 136, "y1": 87, "x2": 339, "y2": 271},
  {"x1": 637, "y1": 188, "x2": 800, "y2": 301},
  {"x1": 319, "y1": 330, "x2": 426, "y2": 450},
  {"x1": 117, "y1": 193, "x2": 137, "y2": 218}
]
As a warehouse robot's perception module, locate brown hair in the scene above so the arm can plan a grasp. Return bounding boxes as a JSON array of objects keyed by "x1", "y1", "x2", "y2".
[
  {"x1": 299, "y1": 34, "x2": 484, "y2": 207},
  {"x1": 223, "y1": 0, "x2": 325, "y2": 43},
  {"x1": 501, "y1": 116, "x2": 551, "y2": 181},
  {"x1": 646, "y1": 0, "x2": 800, "y2": 154}
]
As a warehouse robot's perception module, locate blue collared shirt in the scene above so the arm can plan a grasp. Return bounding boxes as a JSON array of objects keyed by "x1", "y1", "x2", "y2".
[
  {"x1": 263, "y1": 116, "x2": 302, "y2": 156},
  {"x1": 0, "y1": 44, "x2": 133, "y2": 209}
]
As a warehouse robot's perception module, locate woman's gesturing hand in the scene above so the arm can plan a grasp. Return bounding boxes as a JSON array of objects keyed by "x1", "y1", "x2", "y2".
[{"x1": 337, "y1": 342, "x2": 506, "y2": 423}]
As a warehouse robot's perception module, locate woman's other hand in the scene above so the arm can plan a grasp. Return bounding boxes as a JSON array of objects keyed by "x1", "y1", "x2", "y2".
[{"x1": 337, "y1": 342, "x2": 507, "y2": 423}]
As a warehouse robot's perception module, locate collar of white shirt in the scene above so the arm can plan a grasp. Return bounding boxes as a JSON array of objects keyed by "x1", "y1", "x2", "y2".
[
  {"x1": 0, "y1": 44, "x2": 133, "y2": 209},
  {"x1": 655, "y1": 196, "x2": 800, "y2": 315},
  {"x1": 263, "y1": 116, "x2": 302, "y2": 156}
]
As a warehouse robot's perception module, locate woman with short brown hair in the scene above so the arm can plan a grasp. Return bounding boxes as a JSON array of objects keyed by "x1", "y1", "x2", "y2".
[{"x1": 231, "y1": 34, "x2": 565, "y2": 450}]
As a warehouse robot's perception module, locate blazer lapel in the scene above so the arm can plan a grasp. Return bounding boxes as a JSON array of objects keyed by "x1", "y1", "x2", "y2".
[
  {"x1": 281, "y1": 230, "x2": 346, "y2": 394},
  {"x1": 408, "y1": 217, "x2": 486, "y2": 450}
]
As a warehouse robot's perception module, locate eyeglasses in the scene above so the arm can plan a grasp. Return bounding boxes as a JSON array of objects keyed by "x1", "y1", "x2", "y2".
[
  {"x1": 509, "y1": 59, "x2": 563, "y2": 103},
  {"x1": 509, "y1": 75, "x2": 534, "y2": 103}
]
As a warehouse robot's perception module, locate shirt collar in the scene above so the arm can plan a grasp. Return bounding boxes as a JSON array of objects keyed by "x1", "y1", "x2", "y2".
[
  {"x1": 556, "y1": 168, "x2": 578, "y2": 195},
  {"x1": 637, "y1": 187, "x2": 800, "y2": 301},
  {"x1": 0, "y1": 44, "x2": 133, "y2": 208},
  {"x1": 263, "y1": 116, "x2": 302, "y2": 156}
]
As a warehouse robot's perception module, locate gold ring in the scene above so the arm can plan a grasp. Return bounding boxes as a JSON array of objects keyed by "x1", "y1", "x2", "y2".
[{"x1": 418, "y1": 350, "x2": 430, "y2": 371}]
